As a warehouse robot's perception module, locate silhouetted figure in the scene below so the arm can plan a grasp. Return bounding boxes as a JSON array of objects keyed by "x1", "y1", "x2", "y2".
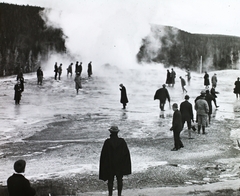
[
  {"x1": 185, "y1": 68, "x2": 191, "y2": 85},
  {"x1": 99, "y1": 126, "x2": 131, "y2": 196},
  {"x1": 14, "y1": 81, "x2": 22, "y2": 105},
  {"x1": 67, "y1": 63, "x2": 73, "y2": 77},
  {"x1": 170, "y1": 103, "x2": 184, "y2": 151},
  {"x1": 58, "y1": 64, "x2": 62, "y2": 80},
  {"x1": 54, "y1": 62, "x2": 58, "y2": 80},
  {"x1": 87, "y1": 61, "x2": 93, "y2": 78},
  {"x1": 179, "y1": 76, "x2": 187, "y2": 93},
  {"x1": 234, "y1": 77, "x2": 240, "y2": 99},
  {"x1": 204, "y1": 71, "x2": 210, "y2": 88},
  {"x1": 154, "y1": 84, "x2": 170, "y2": 111},
  {"x1": 37, "y1": 67, "x2": 43, "y2": 85},
  {"x1": 75, "y1": 61, "x2": 82, "y2": 75},
  {"x1": 7, "y1": 159, "x2": 36, "y2": 196},
  {"x1": 74, "y1": 72, "x2": 82, "y2": 94},
  {"x1": 170, "y1": 68, "x2": 176, "y2": 87},
  {"x1": 119, "y1": 84, "x2": 128, "y2": 109},
  {"x1": 166, "y1": 69, "x2": 172, "y2": 86},
  {"x1": 17, "y1": 68, "x2": 24, "y2": 92},
  {"x1": 205, "y1": 90, "x2": 215, "y2": 124},
  {"x1": 211, "y1": 73, "x2": 217, "y2": 88},
  {"x1": 210, "y1": 87, "x2": 219, "y2": 108},
  {"x1": 180, "y1": 95, "x2": 194, "y2": 139}
]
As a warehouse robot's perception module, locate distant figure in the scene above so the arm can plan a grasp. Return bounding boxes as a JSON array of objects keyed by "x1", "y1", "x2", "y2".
[
  {"x1": 36, "y1": 67, "x2": 43, "y2": 85},
  {"x1": 205, "y1": 90, "x2": 215, "y2": 124},
  {"x1": 14, "y1": 80, "x2": 22, "y2": 105},
  {"x1": 87, "y1": 61, "x2": 93, "y2": 78},
  {"x1": 204, "y1": 71, "x2": 210, "y2": 88},
  {"x1": 180, "y1": 95, "x2": 194, "y2": 139},
  {"x1": 74, "y1": 72, "x2": 82, "y2": 94},
  {"x1": 185, "y1": 68, "x2": 191, "y2": 85},
  {"x1": 210, "y1": 87, "x2": 219, "y2": 108},
  {"x1": 154, "y1": 84, "x2": 170, "y2": 111},
  {"x1": 211, "y1": 73, "x2": 217, "y2": 88},
  {"x1": 119, "y1": 84, "x2": 128, "y2": 109},
  {"x1": 16, "y1": 68, "x2": 23, "y2": 81},
  {"x1": 79, "y1": 62, "x2": 83, "y2": 75},
  {"x1": 170, "y1": 103, "x2": 184, "y2": 151},
  {"x1": 234, "y1": 77, "x2": 240, "y2": 99},
  {"x1": 170, "y1": 68, "x2": 176, "y2": 87},
  {"x1": 179, "y1": 76, "x2": 187, "y2": 93},
  {"x1": 75, "y1": 61, "x2": 79, "y2": 74},
  {"x1": 195, "y1": 91, "x2": 209, "y2": 134},
  {"x1": 7, "y1": 159, "x2": 36, "y2": 196},
  {"x1": 99, "y1": 126, "x2": 131, "y2": 196},
  {"x1": 67, "y1": 63, "x2": 73, "y2": 77},
  {"x1": 17, "y1": 68, "x2": 24, "y2": 92},
  {"x1": 54, "y1": 62, "x2": 58, "y2": 80},
  {"x1": 58, "y1": 64, "x2": 62, "y2": 80},
  {"x1": 166, "y1": 69, "x2": 172, "y2": 86}
]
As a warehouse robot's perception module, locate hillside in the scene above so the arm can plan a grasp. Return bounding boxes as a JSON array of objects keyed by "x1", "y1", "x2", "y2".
[
  {"x1": 137, "y1": 25, "x2": 240, "y2": 71},
  {"x1": 0, "y1": 3, "x2": 66, "y2": 76}
]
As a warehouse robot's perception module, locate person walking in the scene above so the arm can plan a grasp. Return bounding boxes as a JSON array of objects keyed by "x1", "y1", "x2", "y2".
[
  {"x1": 204, "y1": 71, "x2": 210, "y2": 88},
  {"x1": 166, "y1": 69, "x2": 172, "y2": 86},
  {"x1": 234, "y1": 77, "x2": 240, "y2": 99},
  {"x1": 74, "y1": 72, "x2": 82, "y2": 94},
  {"x1": 36, "y1": 66, "x2": 43, "y2": 85},
  {"x1": 154, "y1": 84, "x2": 170, "y2": 111},
  {"x1": 54, "y1": 62, "x2": 58, "y2": 80},
  {"x1": 99, "y1": 126, "x2": 131, "y2": 196},
  {"x1": 58, "y1": 64, "x2": 62, "y2": 80},
  {"x1": 170, "y1": 103, "x2": 184, "y2": 151},
  {"x1": 205, "y1": 90, "x2": 215, "y2": 124},
  {"x1": 195, "y1": 91, "x2": 209, "y2": 134},
  {"x1": 179, "y1": 76, "x2": 187, "y2": 93},
  {"x1": 87, "y1": 61, "x2": 93, "y2": 78},
  {"x1": 180, "y1": 95, "x2": 194, "y2": 139},
  {"x1": 185, "y1": 68, "x2": 191, "y2": 85},
  {"x1": 67, "y1": 63, "x2": 73, "y2": 77},
  {"x1": 210, "y1": 87, "x2": 219, "y2": 108},
  {"x1": 7, "y1": 159, "x2": 36, "y2": 196},
  {"x1": 211, "y1": 73, "x2": 217, "y2": 88},
  {"x1": 170, "y1": 68, "x2": 176, "y2": 87},
  {"x1": 14, "y1": 80, "x2": 22, "y2": 105},
  {"x1": 119, "y1": 84, "x2": 128, "y2": 109}
]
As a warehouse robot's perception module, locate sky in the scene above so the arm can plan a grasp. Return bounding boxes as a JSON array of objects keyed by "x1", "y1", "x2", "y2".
[{"x1": 2, "y1": 0, "x2": 240, "y2": 37}]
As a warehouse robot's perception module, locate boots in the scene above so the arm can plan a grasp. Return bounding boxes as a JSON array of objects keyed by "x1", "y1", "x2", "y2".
[
  {"x1": 108, "y1": 182, "x2": 113, "y2": 196},
  {"x1": 197, "y1": 125, "x2": 201, "y2": 134},
  {"x1": 202, "y1": 126, "x2": 206, "y2": 134}
]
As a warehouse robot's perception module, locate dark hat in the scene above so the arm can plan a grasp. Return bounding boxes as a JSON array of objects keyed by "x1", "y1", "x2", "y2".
[
  {"x1": 162, "y1": 84, "x2": 166, "y2": 87},
  {"x1": 184, "y1": 95, "x2": 190, "y2": 100},
  {"x1": 14, "y1": 159, "x2": 26, "y2": 173},
  {"x1": 109, "y1": 126, "x2": 120, "y2": 133}
]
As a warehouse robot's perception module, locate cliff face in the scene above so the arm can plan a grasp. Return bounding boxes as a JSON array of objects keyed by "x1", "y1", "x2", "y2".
[
  {"x1": 0, "y1": 3, "x2": 66, "y2": 76},
  {"x1": 137, "y1": 25, "x2": 240, "y2": 71}
]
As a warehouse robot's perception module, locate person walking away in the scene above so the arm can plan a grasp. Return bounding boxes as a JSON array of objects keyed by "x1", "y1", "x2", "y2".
[
  {"x1": 205, "y1": 90, "x2": 215, "y2": 124},
  {"x1": 74, "y1": 72, "x2": 82, "y2": 94},
  {"x1": 14, "y1": 80, "x2": 22, "y2": 105},
  {"x1": 99, "y1": 126, "x2": 131, "y2": 196},
  {"x1": 170, "y1": 68, "x2": 176, "y2": 87},
  {"x1": 179, "y1": 76, "x2": 187, "y2": 93},
  {"x1": 7, "y1": 159, "x2": 36, "y2": 196},
  {"x1": 211, "y1": 73, "x2": 217, "y2": 88},
  {"x1": 185, "y1": 68, "x2": 191, "y2": 85},
  {"x1": 180, "y1": 95, "x2": 194, "y2": 139},
  {"x1": 210, "y1": 87, "x2": 219, "y2": 108},
  {"x1": 166, "y1": 69, "x2": 172, "y2": 86},
  {"x1": 154, "y1": 84, "x2": 170, "y2": 111},
  {"x1": 195, "y1": 91, "x2": 209, "y2": 134},
  {"x1": 119, "y1": 84, "x2": 128, "y2": 109},
  {"x1": 54, "y1": 62, "x2": 58, "y2": 80},
  {"x1": 58, "y1": 64, "x2": 62, "y2": 80},
  {"x1": 170, "y1": 103, "x2": 184, "y2": 151},
  {"x1": 87, "y1": 61, "x2": 93, "y2": 78},
  {"x1": 234, "y1": 77, "x2": 240, "y2": 99},
  {"x1": 36, "y1": 67, "x2": 43, "y2": 85},
  {"x1": 204, "y1": 71, "x2": 210, "y2": 89},
  {"x1": 67, "y1": 63, "x2": 73, "y2": 77}
]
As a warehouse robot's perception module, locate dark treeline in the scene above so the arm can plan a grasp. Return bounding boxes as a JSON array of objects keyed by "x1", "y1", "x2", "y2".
[
  {"x1": 137, "y1": 25, "x2": 240, "y2": 71},
  {"x1": 0, "y1": 3, "x2": 66, "y2": 76}
]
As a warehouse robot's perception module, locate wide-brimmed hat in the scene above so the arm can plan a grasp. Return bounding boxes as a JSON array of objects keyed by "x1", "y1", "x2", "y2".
[
  {"x1": 108, "y1": 126, "x2": 120, "y2": 133},
  {"x1": 14, "y1": 159, "x2": 26, "y2": 173}
]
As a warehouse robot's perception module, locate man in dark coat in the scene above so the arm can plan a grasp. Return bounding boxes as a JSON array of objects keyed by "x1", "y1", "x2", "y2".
[
  {"x1": 180, "y1": 95, "x2": 194, "y2": 139},
  {"x1": 166, "y1": 69, "x2": 172, "y2": 86},
  {"x1": 7, "y1": 159, "x2": 36, "y2": 196},
  {"x1": 14, "y1": 80, "x2": 22, "y2": 105},
  {"x1": 154, "y1": 84, "x2": 170, "y2": 111},
  {"x1": 119, "y1": 84, "x2": 128, "y2": 109},
  {"x1": 170, "y1": 103, "x2": 184, "y2": 151},
  {"x1": 205, "y1": 90, "x2": 215, "y2": 124},
  {"x1": 54, "y1": 62, "x2": 58, "y2": 80},
  {"x1": 67, "y1": 63, "x2": 73, "y2": 77},
  {"x1": 87, "y1": 61, "x2": 93, "y2": 78},
  {"x1": 37, "y1": 67, "x2": 43, "y2": 85},
  {"x1": 210, "y1": 87, "x2": 219, "y2": 108},
  {"x1": 234, "y1": 77, "x2": 240, "y2": 99},
  {"x1": 99, "y1": 126, "x2": 131, "y2": 196},
  {"x1": 204, "y1": 71, "x2": 210, "y2": 88}
]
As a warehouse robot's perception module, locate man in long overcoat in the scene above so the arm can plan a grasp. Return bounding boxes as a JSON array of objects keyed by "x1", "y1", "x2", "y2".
[
  {"x1": 204, "y1": 71, "x2": 210, "y2": 88},
  {"x1": 87, "y1": 61, "x2": 92, "y2": 78},
  {"x1": 14, "y1": 81, "x2": 22, "y2": 105},
  {"x1": 154, "y1": 84, "x2": 170, "y2": 111},
  {"x1": 119, "y1": 84, "x2": 128, "y2": 109},
  {"x1": 99, "y1": 126, "x2": 131, "y2": 196}
]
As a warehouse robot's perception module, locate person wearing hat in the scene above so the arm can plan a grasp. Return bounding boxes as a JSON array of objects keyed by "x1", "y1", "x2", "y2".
[
  {"x1": 154, "y1": 84, "x2": 171, "y2": 111},
  {"x1": 211, "y1": 73, "x2": 217, "y2": 88},
  {"x1": 180, "y1": 95, "x2": 194, "y2": 139},
  {"x1": 7, "y1": 159, "x2": 36, "y2": 196},
  {"x1": 179, "y1": 76, "x2": 187, "y2": 93},
  {"x1": 74, "y1": 72, "x2": 82, "y2": 94},
  {"x1": 36, "y1": 66, "x2": 43, "y2": 85},
  {"x1": 195, "y1": 91, "x2": 209, "y2": 134},
  {"x1": 99, "y1": 126, "x2": 131, "y2": 196},
  {"x1": 204, "y1": 71, "x2": 210, "y2": 88},
  {"x1": 170, "y1": 103, "x2": 184, "y2": 151},
  {"x1": 119, "y1": 84, "x2": 128, "y2": 109}
]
